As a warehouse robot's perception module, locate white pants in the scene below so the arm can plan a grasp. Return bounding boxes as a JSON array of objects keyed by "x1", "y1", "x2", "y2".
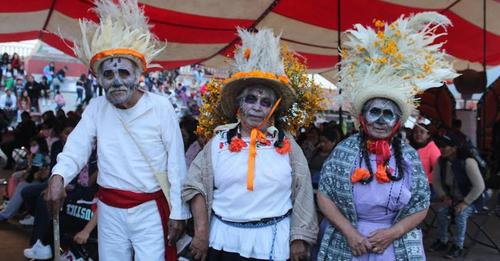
[{"x1": 98, "y1": 200, "x2": 165, "y2": 261}]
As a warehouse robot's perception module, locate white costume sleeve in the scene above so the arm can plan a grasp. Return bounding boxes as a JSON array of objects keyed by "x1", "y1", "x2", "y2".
[
  {"x1": 161, "y1": 100, "x2": 191, "y2": 220},
  {"x1": 51, "y1": 100, "x2": 97, "y2": 186}
]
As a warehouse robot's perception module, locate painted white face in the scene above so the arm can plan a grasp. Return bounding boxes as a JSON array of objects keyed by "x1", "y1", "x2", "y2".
[
  {"x1": 238, "y1": 86, "x2": 277, "y2": 130},
  {"x1": 97, "y1": 57, "x2": 141, "y2": 106},
  {"x1": 362, "y1": 98, "x2": 401, "y2": 139}
]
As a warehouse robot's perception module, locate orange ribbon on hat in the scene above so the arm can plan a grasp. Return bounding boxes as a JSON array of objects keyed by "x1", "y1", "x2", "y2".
[
  {"x1": 246, "y1": 97, "x2": 281, "y2": 191},
  {"x1": 90, "y1": 48, "x2": 147, "y2": 73}
]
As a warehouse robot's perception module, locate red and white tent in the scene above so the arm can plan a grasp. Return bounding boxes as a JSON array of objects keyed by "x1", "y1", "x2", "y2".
[{"x1": 0, "y1": 0, "x2": 498, "y2": 78}]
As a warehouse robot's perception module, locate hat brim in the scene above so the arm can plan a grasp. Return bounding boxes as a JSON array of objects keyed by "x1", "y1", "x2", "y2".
[{"x1": 220, "y1": 77, "x2": 296, "y2": 118}]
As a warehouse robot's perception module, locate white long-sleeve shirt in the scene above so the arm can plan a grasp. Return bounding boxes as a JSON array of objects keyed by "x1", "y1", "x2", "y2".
[{"x1": 52, "y1": 91, "x2": 190, "y2": 219}]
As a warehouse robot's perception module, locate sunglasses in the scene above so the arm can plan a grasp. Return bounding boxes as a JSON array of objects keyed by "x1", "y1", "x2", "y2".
[
  {"x1": 243, "y1": 94, "x2": 274, "y2": 108},
  {"x1": 366, "y1": 107, "x2": 398, "y2": 124}
]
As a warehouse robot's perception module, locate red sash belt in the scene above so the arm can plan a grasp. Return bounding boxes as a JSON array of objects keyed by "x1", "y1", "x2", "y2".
[{"x1": 97, "y1": 187, "x2": 176, "y2": 261}]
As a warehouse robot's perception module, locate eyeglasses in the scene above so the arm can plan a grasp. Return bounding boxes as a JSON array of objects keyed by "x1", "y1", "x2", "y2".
[
  {"x1": 243, "y1": 94, "x2": 274, "y2": 108},
  {"x1": 366, "y1": 107, "x2": 399, "y2": 124}
]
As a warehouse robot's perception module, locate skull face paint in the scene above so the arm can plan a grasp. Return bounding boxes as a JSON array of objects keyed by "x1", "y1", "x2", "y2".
[
  {"x1": 97, "y1": 57, "x2": 141, "y2": 106},
  {"x1": 237, "y1": 86, "x2": 277, "y2": 130},
  {"x1": 362, "y1": 98, "x2": 401, "y2": 139}
]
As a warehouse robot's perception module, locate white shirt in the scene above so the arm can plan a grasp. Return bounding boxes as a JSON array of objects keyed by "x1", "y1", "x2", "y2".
[
  {"x1": 211, "y1": 131, "x2": 292, "y2": 222},
  {"x1": 0, "y1": 93, "x2": 17, "y2": 110},
  {"x1": 51, "y1": 91, "x2": 190, "y2": 219}
]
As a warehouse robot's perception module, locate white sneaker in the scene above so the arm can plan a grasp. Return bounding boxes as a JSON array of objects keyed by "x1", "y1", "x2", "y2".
[
  {"x1": 19, "y1": 215, "x2": 35, "y2": 225},
  {"x1": 23, "y1": 239, "x2": 53, "y2": 260}
]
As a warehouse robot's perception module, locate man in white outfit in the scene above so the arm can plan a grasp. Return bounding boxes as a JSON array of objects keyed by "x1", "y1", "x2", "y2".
[{"x1": 46, "y1": 1, "x2": 190, "y2": 260}]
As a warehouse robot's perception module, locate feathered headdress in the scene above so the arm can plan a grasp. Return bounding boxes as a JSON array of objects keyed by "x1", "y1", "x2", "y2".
[
  {"x1": 338, "y1": 12, "x2": 459, "y2": 124},
  {"x1": 70, "y1": 0, "x2": 164, "y2": 73},
  {"x1": 220, "y1": 28, "x2": 296, "y2": 118}
]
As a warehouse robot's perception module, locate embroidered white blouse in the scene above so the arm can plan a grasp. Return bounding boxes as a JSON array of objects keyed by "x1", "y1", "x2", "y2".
[
  {"x1": 51, "y1": 92, "x2": 190, "y2": 219},
  {"x1": 211, "y1": 131, "x2": 293, "y2": 221}
]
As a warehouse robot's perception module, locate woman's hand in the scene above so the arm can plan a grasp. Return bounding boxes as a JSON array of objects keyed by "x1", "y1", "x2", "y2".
[
  {"x1": 345, "y1": 229, "x2": 372, "y2": 256},
  {"x1": 367, "y1": 227, "x2": 400, "y2": 254}
]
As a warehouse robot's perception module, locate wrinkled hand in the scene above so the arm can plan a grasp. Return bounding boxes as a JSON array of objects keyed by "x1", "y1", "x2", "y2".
[
  {"x1": 45, "y1": 175, "x2": 66, "y2": 216},
  {"x1": 168, "y1": 219, "x2": 186, "y2": 246},
  {"x1": 367, "y1": 228, "x2": 399, "y2": 254},
  {"x1": 290, "y1": 240, "x2": 308, "y2": 261},
  {"x1": 73, "y1": 230, "x2": 90, "y2": 244},
  {"x1": 455, "y1": 202, "x2": 469, "y2": 214},
  {"x1": 189, "y1": 233, "x2": 208, "y2": 261},
  {"x1": 346, "y1": 229, "x2": 372, "y2": 256}
]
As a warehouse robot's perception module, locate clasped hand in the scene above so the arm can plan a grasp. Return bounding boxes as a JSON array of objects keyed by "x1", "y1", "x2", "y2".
[{"x1": 347, "y1": 228, "x2": 398, "y2": 256}]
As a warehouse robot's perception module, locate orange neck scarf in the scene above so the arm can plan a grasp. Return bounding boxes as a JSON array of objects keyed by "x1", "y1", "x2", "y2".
[{"x1": 246, "y1": 98, "x2": 281, "y2": 191}]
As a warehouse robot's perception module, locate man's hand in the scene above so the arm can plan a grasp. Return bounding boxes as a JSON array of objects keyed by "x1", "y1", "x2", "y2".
[
  {"x1": 45, "y1": 175, "x2": 66, "y2": 216},
  {"x1": 168, "y1": 219, "x2": 186, "y2": 246},
  {"x1": 367, "y1": 227, "x2": 400, "y2": 254},
  {"x1": 189, "y1": 232, "x2": 208, "y2": 261},
  {"x1": 290, "y1": 240, "x2": 308, "y2": 261}
]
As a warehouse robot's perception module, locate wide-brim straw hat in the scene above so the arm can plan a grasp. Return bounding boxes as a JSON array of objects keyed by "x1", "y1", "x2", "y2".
[{"x1": 220, "y1": 76, "x2": 296, "y2": 118}]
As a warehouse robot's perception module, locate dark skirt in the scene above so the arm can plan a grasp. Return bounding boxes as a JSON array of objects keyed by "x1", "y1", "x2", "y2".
[{"x1": 207, "y1": 247, "x2": 268, "y2": 261}]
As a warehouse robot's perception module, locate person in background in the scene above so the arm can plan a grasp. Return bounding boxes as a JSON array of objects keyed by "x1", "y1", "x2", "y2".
[
  {"x1": 54, "y1": 90, "x2": 66, "y2": 111},
  {"x1": 14, "y1": 78, "x2": 25, "y2": 98},
  {"x1": 300, "y1": 125, "x2": 320, "y2": 162},
  {"x1": 40, "y1": 76, "x2": 50, "y2": 106},
  {"x1": 25, "y1": 75, "x2": 41, "y2": 112},
  {"x1": 76, "y1": 74, "x2": 86, "y2": 105},
  {"x1": 52, "y1": 65, "x2": 68, "y2": 93},
  {"x1": 309, "y1": 127, "x2": 338, "y2": 189},
  {"x1": 16, "y1": 90, "x2": 31, "y2": 123},
  {"x1": 43, "y1": 61, "x2": 55, "y2": 87},
  {"x1": 430, "y1": 131, "x2": 486, "y2": 259},
  {"x1": 411, "y1": 117, "x2": 441, "y2": 189},
  {"x1": 10, "y1": 52, "x2": 21, "y2": 70},
  {"x1": 0, "y1": 88, "x2": 17, "y2": 125}
]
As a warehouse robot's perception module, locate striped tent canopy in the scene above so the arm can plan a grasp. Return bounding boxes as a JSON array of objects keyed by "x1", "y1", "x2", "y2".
[{"x1": 1, "y1": 0, "x2": 499, "y2": 79}]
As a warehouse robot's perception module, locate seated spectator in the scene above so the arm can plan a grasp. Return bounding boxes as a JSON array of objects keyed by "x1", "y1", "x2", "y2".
[
  {"x1": 430, "y1": 131, "x2": 486, "y2": 259},
  {"x1": 0, "y1": 136, "x2": 49, "y2": 222},
  {"x1": 0, "y1": 88, "x2": 17, "y2": 125},
  {"x1": 17, "y1": 90, "x2": 31, "y2": 123}
]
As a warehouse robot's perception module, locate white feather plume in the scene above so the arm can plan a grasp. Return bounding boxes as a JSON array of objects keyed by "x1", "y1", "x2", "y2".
[
  {"x1": 232, "y1": 28, "x2": 285, "y2": 75},
  {"x1": 69, "y1": 0, "x2": 164, "y2": 72},
  {"x1": 338, "y1": 12, "x2": 459, "y2": 123}
]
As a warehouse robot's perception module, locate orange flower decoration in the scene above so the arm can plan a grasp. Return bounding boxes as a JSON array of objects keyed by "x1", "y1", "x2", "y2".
[
  {"x1": 229, "y1": 136, "x2": 247, "y2": 152},
  {"x1": 351, "y1": 168, "x2": 371, "y2": 183},
  {"x1": 275, "y1": 138, "x2": 291, "y2": 154},
  {"x1": 243, "y1": 48, "x2": 251, "y2": 60},
  {"x1": 375, "y1": 164, "x2": 390, "y2": 183}
]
